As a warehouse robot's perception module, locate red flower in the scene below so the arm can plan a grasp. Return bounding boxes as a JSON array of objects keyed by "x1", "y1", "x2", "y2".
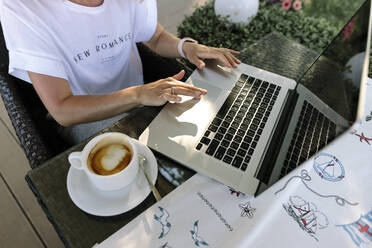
[
  {"x1": 342, "y1": 28, "x2": 353, "y2": 40},
  {"x1": 342, "y1": 18, "x2": 357, "y2": 40},
  {"x1": 282, "y1": 0, "x2": 292, "y2": 11},
  {"x1": 350, "y1": 17, "x2": 357, "y2": 25},
  {"x1": 293, "y1": 0, "x2": 302, "y2": 11}
]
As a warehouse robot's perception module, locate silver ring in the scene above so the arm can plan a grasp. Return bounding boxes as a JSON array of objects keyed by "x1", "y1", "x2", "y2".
[{"x1": 170, "y1": 87, "x2": 175, "y2": 95}]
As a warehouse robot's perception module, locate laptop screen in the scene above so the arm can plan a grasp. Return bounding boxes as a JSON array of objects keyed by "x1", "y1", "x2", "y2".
[
  {"x1": 259, "y1": 0, "x2": 372, "y2": 188},
  {"x1": 297, "y1": 0, "x2": 370, "y2": 123}
]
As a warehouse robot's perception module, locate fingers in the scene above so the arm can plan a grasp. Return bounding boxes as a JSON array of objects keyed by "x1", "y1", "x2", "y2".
[
  {"x1": 158, "y1": 75, "x2": 207, "y2": 96},
  {"x1": 226, "y1": 48, "x2": 240, "y2": 55},
  {"x1": 184, "y1": 42, "x2": 241, "y2": 69},
  {"x1": 188, "y1": 53, "x2": 206, "y2": 70},
  {"x1": 225, "y1": 53, "x2": 238, "y2": 68},
  {"x1": 172, "y1": 82, "x2": 207, "y2": 95},
  {"x1": 151, "y1": 69, "x2": 209, "y2": 104},
  {"x1": 162, "y1": 93, "x2": 181, "y2": 103},
  {"x1": 171, "y1": 70, "x2": 185, "y2": 81},
  {"x1": 233, "y1": 56, "x2": 241, "y2": 64},
  {"x1": 165, "y1": 76, "x2": 207, "y2": 95},
  {"x1": 171, "y1": 86, "x2": 203, "y2": 99},
  {"x1": 197, "y1": 48, "x2": 241, "y2": 68},
  {"x1": 223, "y1": 48, "x2": 241, "y2": 65},
  {"x1": 217, "y1": 51, "x2": 241, "y2": 68},
  {"x1": 163, "y1": 85, "x2": 205, "y2": 103},
  {"x1": 163, "y1": 81, "x2": 207, "y2": 102},
  {"x1": 200, "y1": 50, "x2": 231, "y2": 68}
]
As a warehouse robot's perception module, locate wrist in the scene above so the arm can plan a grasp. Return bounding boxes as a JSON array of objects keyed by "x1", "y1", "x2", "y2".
[
  {"x1": 125, "y1": 85, "x2": 143, "y2": 105},
  {"x1": 182, "y1": 42, "x2": 194, "y2": 59},
  {"x1": 177, "y1": 37, "x2": 198, "y2": 58}
]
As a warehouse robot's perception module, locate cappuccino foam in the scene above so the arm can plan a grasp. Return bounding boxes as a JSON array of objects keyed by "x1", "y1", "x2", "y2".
[{"x1": 89, "y1": 143, "x2": 132, "y2": 176}]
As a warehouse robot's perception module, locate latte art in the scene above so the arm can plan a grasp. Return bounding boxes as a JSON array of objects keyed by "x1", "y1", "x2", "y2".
[{"x1": 88, "y1": 143, "x2": 132, "y2": 176}]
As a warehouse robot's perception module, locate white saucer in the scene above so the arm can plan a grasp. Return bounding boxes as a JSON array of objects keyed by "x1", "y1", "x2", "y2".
[{"x1": 67, "y1": 146, "x2": 158, "y2": 217}]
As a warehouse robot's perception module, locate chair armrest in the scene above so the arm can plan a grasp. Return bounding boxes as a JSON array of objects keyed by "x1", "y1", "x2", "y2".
[{"x1": 0, "y1": 66, "x2": 53, "y2": 169}]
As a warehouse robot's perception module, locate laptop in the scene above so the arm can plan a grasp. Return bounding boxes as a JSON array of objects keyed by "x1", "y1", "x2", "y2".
[{"x1": 139, "y1": 0, "x2": 372, "y2": 195}]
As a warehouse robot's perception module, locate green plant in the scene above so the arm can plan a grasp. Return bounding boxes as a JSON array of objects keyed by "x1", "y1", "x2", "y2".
[
  {"x1": 303, "y1": 0, "x2": 365, "y2": 30},
  {"x1": 178, "y1": 1, "x2": 337, "y2": 53},
  {"x1": 178, "y1": 1, "x2": 372, "y2": 76}
]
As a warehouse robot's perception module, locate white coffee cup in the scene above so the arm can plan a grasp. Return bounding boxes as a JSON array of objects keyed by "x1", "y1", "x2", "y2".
[{"x1": 68, "y1": 132, "x2": 149, "y2": 191}]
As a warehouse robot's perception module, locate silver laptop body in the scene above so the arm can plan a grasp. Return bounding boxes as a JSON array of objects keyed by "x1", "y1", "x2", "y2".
[
  {"x1": 140, "y1": 63, "x2": 296, "y2": 194},
  {"x1": 140, "y1": 62, "x2": 344, "y2": 195},
  {"x1": 140, "y1": 0, "x2": 371, "y2": 195}
]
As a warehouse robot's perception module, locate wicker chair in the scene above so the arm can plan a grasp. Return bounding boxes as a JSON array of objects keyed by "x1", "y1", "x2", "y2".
[
  {"x1": 0, "y1": 66, "x2": 69, "y2": 169},
  {"x1": 0, "y1": 24, "x2": 189, "y2": 169},
  {"x1": 0, "y1": 23, "x2": 68, "y2": 169}
]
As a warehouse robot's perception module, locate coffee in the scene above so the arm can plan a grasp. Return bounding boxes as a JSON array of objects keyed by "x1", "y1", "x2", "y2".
[{"x1": 88, "y1": 137, "x2": 132, "y2": 176}]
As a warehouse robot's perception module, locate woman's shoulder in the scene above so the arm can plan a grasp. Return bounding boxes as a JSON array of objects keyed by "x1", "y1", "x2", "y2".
[
  {"x1": 1, "y1": 0, "x2": 60, "y2": 27},
  {"x1": 3, "y1": 0, "x2": 39, "y2": 10},
  {"x1": 2, "y1": 0, "x2": 55, "y2": 18}
]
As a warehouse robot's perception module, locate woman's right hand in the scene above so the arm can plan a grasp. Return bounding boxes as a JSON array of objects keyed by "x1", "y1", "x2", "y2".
[{"x1": 135, "y1": 70, "x2": 207, "y2": 106}]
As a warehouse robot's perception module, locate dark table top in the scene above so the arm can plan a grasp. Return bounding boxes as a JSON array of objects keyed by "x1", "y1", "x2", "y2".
[{"x1": 26, "y1": 33, "x2": 320, "y2": 248}]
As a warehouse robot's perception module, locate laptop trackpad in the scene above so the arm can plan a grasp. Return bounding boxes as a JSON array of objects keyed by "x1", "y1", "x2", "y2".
[{"x1": 140, "y1": 79, "x2": 225, "y2": 149}]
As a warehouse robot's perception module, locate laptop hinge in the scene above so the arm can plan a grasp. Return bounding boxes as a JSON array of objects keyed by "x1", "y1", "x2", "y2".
[{"x1": 255, "y1": 89, "x2": 299, "y2": 190}]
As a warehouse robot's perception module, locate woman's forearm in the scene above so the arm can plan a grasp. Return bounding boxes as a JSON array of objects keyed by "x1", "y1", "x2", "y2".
[
  {"x1": 29, "y1": 65, "x2": 206, "y2": 128},
  {"x1": 145, "y1": 23, "x2": 181, "y2": 58},
  {"x1": 28, "y1": 71, "x2": 145, "y2": 127},
  {"x1": 55, "y1": 86, "x2": 141, "y2": 126},
  {"x1": 146, "y1": 23, "x2": 241, "y2": 70}
]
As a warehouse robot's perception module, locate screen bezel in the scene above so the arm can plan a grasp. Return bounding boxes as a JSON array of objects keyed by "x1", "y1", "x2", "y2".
[{"x1": 356, "y1": 0, "x2": 372, "y2": 121}]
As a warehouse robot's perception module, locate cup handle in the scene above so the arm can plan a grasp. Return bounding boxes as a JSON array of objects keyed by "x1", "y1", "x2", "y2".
[{"x1": 68, "y1": 152, "x2": 84, "y2": 170}]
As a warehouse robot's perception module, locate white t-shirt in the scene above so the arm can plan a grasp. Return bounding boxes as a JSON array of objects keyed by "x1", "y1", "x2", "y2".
[{"x1": 0, "y1": 0, "x2": 157, "y2": 95}]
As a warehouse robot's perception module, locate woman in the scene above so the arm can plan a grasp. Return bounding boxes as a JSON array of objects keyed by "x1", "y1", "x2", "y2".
[{"x1": 0, "y1": 0, "x2": 240, "y2": 144}]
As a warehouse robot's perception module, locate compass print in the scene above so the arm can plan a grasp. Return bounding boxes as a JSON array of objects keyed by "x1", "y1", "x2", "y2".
[{"x1": 313, "y1": 153, "x2": 345, "y2": 182}]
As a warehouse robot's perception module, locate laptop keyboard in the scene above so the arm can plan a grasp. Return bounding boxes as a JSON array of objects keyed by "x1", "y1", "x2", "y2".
[
  {"x1": 280, "y1": 100, "x2": 336, "y2": 177},
  {"x1": 196, "y1": 73, "x2": 281, "y2": 171}
]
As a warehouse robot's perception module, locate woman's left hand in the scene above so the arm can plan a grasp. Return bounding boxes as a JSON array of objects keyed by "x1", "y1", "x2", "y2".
[{"x1": 182, "y1": 42, "x2": 241, "y2": 70}]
